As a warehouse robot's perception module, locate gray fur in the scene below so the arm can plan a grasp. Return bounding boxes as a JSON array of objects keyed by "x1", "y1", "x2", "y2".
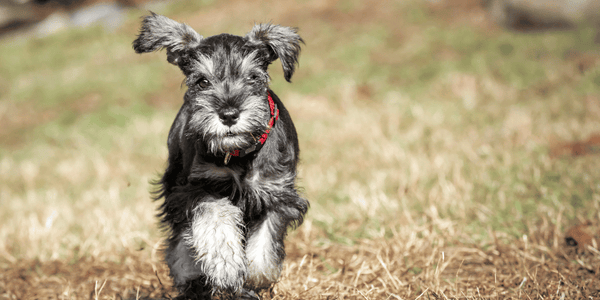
[
  {"x1": 133, "y1": 12, "x2": 203, "y2": 65},
  {"x1": 245, "y1": 23, "x2": 303, "y2": 82}
]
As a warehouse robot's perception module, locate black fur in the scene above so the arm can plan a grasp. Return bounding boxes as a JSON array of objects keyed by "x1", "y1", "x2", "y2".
[{"x1": 133, "y1": 13, "x2": 308, "y2": 299}]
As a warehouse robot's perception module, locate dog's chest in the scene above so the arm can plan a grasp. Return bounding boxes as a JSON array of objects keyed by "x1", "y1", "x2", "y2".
[
  {"x1": 190, "y1": 162, "x2": 239, "y2": 182},
  {"x1": 188, "y1": 159, "x2": 269, "y2": 199}
]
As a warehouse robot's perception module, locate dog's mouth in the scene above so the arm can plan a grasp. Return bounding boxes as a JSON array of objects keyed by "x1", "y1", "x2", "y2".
[
  {"x1": 201, "y1": 116, "x2": 270, "y2": 156},
  {"x1": 224, "y1": 127, "x2": 261, "y2": 140},
  {"x1": 216, "y1": 130, "x2": 254, "y2": 151}
]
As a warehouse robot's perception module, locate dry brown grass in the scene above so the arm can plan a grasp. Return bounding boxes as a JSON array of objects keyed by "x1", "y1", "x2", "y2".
[
  {"x1": 2, "y1": 219, "x2": 599, "y2": 299},
  {"x1": 1, "y1": 0, "x2": 600, "y2": 299}
]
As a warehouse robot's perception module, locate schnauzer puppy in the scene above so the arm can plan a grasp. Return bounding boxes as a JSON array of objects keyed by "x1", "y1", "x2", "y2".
[{"x1": 133, "y1": 13, "x2": 309, "y2": 299}]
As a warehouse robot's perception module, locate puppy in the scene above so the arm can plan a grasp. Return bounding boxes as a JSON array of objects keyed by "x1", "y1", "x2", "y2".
[{"x1": 133, "y1": 13, "x2": 309, "y2": 299}]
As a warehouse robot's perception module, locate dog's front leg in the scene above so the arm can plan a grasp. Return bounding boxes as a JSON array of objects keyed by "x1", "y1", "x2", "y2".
[
  {"x1": 183, "y1": 197, "x2": 247, "y2": 295},
  {"x1": 244, "y1": 211, "x2": 286, "y2": 290},
  {"x1": 242, "y1": 170, "x2": 308, "y2": 292}
]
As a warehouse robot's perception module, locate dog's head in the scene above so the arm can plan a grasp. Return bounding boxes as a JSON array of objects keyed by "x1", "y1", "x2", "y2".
[{"x1": 133, "y1": 13, "x2": 302, "y2": 156}]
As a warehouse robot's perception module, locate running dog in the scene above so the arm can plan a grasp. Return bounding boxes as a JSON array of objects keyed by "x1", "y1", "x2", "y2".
[{"x1": 133, "y1": 13, "x2": 309, "y2": 299}]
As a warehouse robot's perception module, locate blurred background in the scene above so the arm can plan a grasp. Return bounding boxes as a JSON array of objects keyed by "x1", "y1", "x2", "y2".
[{"x1": 0, "y1": 0, "x2": 599, "y2": 298}]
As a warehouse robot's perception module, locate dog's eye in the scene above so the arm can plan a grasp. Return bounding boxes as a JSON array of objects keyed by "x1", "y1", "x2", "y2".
[
  {"x1": 197, "y1": 78, "x2": 211, "y2": 89},
  {"x1": 247, "y1": 74, "x2": 260, "y2": 83}
]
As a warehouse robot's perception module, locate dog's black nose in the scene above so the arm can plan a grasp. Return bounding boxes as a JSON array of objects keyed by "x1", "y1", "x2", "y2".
[{"x1": 219, "y1": 108, "x2": 240, "y2": 126}]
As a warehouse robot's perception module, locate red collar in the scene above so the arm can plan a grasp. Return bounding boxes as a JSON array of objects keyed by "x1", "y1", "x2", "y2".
[{"x1": 224, "y1": 92, "x2": 279, "y2": 165}]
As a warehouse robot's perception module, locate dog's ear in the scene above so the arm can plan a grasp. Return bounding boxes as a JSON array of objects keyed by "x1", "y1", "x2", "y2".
[
  {"x1": 133, "y1": 12, "x2": 202, "y2": 67},
  {"x1": 245, "y1": 23, "x2": 303, "y2": 82}
]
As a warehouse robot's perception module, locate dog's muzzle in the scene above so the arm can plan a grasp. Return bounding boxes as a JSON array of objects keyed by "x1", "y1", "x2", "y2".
[{"x1": 224, "y1": 92, "x2": 279, "y2": 165}]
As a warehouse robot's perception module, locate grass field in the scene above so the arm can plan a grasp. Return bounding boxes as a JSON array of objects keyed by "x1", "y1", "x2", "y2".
[{"x1": 1, "y1": 0, "x2": 599, "y2": 298}]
